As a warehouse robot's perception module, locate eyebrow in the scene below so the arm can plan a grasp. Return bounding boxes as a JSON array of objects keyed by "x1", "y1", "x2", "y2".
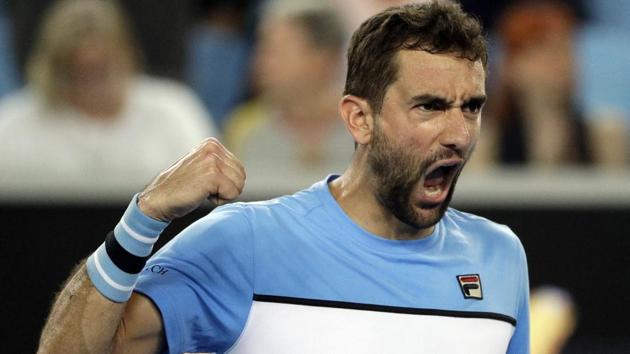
[
  {"x1": 409, "y1": 94, "x2": 487, "y2": 107},
  {"x1": 409, "y1": 94, "x2": 453, "y2": 107},
  {"x1": 464, "y1": 95, "x2": 487, "y2": 106}
]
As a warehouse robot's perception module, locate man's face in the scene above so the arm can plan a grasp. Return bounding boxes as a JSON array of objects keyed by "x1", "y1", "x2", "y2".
[
  {"x1": 253, "y1": 18, "x2": 332, "y2": 100},
  {"x1": 367, "y1": 50, "x2": 486, "y2": 230}
]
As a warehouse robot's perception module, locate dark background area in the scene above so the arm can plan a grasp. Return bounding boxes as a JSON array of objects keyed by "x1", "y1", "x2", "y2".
[{"x1": 1, "y1": 202, "x2": 629, "y2": 353}]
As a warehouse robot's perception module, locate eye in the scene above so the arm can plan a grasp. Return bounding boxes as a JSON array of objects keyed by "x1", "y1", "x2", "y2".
[
  {"x1": 462, "y1": 100, "x2": 485, "y2": 114},
  {"x1": 416, "y1": 103, "x2": 436, "y2": 112},
  {"x1": 463, "y1": 104, "x2": 480, "y2": 114},
  {"x1": 415, "y1": 101, "x2": 446, "y2": 112}
]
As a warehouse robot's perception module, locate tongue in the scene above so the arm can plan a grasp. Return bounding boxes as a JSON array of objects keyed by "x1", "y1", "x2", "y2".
[{"x1": 424, "y1": 167, "x2": 445, "y2": 187}]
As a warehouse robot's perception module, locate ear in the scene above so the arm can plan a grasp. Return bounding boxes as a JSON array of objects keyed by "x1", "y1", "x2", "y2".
[{"x1": 339, "y1": 95, "x2": 374, "y2": 146}]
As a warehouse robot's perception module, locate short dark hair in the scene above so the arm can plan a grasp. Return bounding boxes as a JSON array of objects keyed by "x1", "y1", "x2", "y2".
[{"x1": 344, "y1": 1, "x2": 487, "y2": 114}]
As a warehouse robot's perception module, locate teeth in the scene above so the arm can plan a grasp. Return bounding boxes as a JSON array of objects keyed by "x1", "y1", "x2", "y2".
[{"x1": 425, "y1": 185, "x2": 442, "y2": 196}]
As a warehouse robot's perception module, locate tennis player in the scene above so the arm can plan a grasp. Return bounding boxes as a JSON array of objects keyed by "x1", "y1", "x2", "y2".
[{"x1": 38, "y1": 2, "x2": 529, "y2": 353}]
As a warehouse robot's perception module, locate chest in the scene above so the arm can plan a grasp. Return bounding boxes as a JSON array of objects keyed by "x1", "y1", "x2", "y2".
[
  {"x1": 225, "y1": 214, "x2": 521, "y2": 353},
  {"x1": 228, "y1": 297, "x2": 514, "y2": 354}
]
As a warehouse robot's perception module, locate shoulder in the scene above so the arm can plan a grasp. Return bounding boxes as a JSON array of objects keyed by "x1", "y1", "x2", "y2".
[
  {"x1": 444, "y1": 208, "x2": 513, "y2": 235},
  {"x1": 157, "y1": 181, "x2": 328, "y2": 261},
  {"x1": 165, "y1": 186, "x2": 320, "y2": 244},
  {"x1": 132, "y1": 75, "x2": 200, "y2": 102},
  {"x1": 151, "y1": 203, "x2": 255, "y2": 275},
  {"x1": 443, "y1": 208, "x2": 525, "y2": 257},
  {"x1": 172, "y1": 203, "x2": 253, "y2": 246},
  {"x1": 236, "y1": 185, "x2": 325, "y2": 224},
  {"x1": 216, "y1": 182, "x2": 326, "y2": 230},
  {"x1": 0, "y1": 89, "x2": 39, "y2": 123}
]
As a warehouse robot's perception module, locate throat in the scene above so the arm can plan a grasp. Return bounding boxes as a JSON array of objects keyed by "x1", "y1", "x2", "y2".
[
  {"x1": 371, "y1": 198, "x2": 437, "y2": 240},
  {"x1": 330, "y1": 174, "x2": 434, "y2": 241}
]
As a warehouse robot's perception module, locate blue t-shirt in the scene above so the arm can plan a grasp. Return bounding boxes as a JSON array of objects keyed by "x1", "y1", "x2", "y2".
[{"x1": 135, "y1": 175, "x2": 530, "y2": 354}]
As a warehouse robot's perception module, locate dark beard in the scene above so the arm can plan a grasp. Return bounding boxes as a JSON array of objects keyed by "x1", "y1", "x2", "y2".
[{"x1": 367, "y1": 124, "x2": 461, "y2": 230}]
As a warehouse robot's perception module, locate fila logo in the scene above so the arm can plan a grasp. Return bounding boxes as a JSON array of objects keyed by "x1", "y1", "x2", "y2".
[{"x1": 457, "y1": 274, "x2": 483, "y2": 300}]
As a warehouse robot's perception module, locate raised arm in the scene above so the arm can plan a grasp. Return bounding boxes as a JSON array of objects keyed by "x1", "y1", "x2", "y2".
[{"x1": 37, "y1": 138, "x2": 246, "y2": 354}]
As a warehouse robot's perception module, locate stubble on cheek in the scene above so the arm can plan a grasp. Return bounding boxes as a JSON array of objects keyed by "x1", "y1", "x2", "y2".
[
  {"x1": 368, "y1": 130, "x2": 427, "y2": 228},
  {"x1": 368, "y1": 127, "x2": 464, "y2": 229}
]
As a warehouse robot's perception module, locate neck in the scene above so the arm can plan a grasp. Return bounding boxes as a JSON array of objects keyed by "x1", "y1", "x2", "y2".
[
  {"x1": 329, "y1": 154, "x2": 435, "y2": 241},
  {"x1": 72, "y1": 100, "x2": 123, "y2": 119}
]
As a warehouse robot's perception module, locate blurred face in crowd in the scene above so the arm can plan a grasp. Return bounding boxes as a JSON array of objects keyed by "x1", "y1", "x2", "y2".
[
  {"x1": 367, "y1": 50, "x2": 486, "y2": 229},
  {"x1": 28, "y1": 0, "x2": 137, "y2": 118},
  {"x1": 499, "y1": 2, "x2": 576, "y2": 96},
  {"x1": 507, "y1": 31, "x2": 574, "y2": 95},
  {"x1": 64, "y1": 35, "x2": 133, "y2": 118},
  {"x1": 253, "y1": 17, "x2": 336, "y2": 102}
]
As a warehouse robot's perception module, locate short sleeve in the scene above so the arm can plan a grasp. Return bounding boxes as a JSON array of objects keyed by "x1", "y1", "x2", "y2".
[
  {"x1": 134, "y1": 203, "x2": 254, "y2": 354},
  {"x1": 506, "y1": 236, "x2": 531, "y2": 354}
]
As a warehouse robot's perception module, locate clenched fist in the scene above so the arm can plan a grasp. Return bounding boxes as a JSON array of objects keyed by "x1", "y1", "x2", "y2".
[{"x1": 137, "y1": 138, "x2": 245, "y2": 221}]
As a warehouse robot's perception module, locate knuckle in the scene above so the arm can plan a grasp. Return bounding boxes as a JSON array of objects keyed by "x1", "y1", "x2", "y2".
[
  {"x1": 206, "y1": 152, "x2": 224, "y2": 166},
  {"x1": 205, "y1": 160, "x2": 222, "y2": 173},
  {"x1": 225, "y1": 187, "x2": 240, "y2": 199},
  {"x1": 202, "y1": 136, "x2": 219, "y2": 144},
  {"x1": 200, "y1": 138, "x2": 223, "y2": 153},
  {"x1": 202, "y1": 137, "x2": 224, "y2": 151},
  {"x1": 205, "y1": 155, "x2": 223, "y2": 175},
  {"x1": 206, "y1": 167, "x2": 221, "y2": 179},
  {"x1": 201, "y1": 143, "x2": 218, "y2": 155}
]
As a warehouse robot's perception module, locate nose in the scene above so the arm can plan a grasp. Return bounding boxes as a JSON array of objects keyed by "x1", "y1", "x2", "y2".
[{"x1": 439, "y1": 108, "x2": 473, "y2": 154}]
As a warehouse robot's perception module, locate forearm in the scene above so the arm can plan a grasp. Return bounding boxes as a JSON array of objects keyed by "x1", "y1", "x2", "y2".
[
  {"x1": 38, "y1": 262, "x2": 126, "y2": 354},
  {"x1": 37, "y1": 138, "x2": 245, "y2": 353},
  {"x1": 38, "y1": 194, "x2": 168, "y2": 354}
]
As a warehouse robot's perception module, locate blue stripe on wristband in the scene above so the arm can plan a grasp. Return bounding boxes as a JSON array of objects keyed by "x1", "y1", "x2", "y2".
[
  {"x1": 122, "y1": 193, "x2": 169, "y2": 237},
  {"x1": 97, "y1": 243, "x2": 139, "y2": 287},
  {"x1": 114, "y1": 193, "x2": 168, "y2": 256},
  {"x1": 113, "y1": 222, "x2": 156, "y2": 257},
  {"x1": 87, "y1": 245, "x2": 137, "y2": 302},
  {"x1": 86, "y1": 194, "x2": 169, "y2": 302}
]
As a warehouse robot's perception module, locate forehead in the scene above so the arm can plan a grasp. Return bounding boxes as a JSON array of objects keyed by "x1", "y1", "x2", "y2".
[{"x1": 391, "y1": 50, "x2": 486, "y2": 98}]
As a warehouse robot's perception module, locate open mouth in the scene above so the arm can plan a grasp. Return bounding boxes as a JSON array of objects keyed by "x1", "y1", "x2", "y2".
[{"x1": 422, "y1": 161, "x2": 462, "y2": 199}]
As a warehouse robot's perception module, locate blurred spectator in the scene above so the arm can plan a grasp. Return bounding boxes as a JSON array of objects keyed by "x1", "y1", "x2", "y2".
[
  {"x1": 0, "y1": 0, "x2": 217, "y2": 198},
  {"x1": 585, "y1": 0, "x2": 630, "y2": 30},
  {"x1": 185, "y1": 0, "x2": 259, "y2": 130},
  {"x1": 224, "y1": 2, "x2": 353, "y2": 183},
  {"x1": 459, "y1": 0, "x2": 588, "y2": 33},
  {"x1": 332, "y1": 0, "x2": 409, "y2": 35},
  {"x1": 0, "y1": 3, "x2": 20, "y2": 98},
  {"x1": 9, "y1": 0, "x2": 191, "y2": 81},
  {"x1": 473, "y1": 2, "x2": 597, "y2": 168},
  {"x1": 575, "y1": 0, "x2": 630, "y2": 167},
  {"x1": 530, "y1": 286, "x2": 577, "y2": 354}
]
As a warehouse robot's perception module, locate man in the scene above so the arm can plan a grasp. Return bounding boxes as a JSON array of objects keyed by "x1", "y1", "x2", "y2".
[
  {"x1": 38, "y1": 2, "x2": 529, "y2": 353},
  {"x1": 225, "y1": 3, "x2": 353, "y2": 188},
  {"x1": 0, "y1": 0, "x2": 216, "y2": 197}
]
